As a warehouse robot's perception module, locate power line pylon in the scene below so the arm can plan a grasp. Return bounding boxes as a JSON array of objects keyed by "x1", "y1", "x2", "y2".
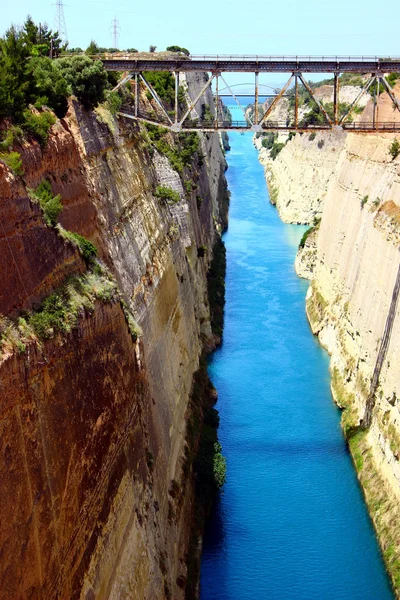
[
  {"x1": 54, "y1": 0, "x2": 68, "y2": 44},
  {"x1": 110, "y1": 16, "x2": 120, "y2": 49}
]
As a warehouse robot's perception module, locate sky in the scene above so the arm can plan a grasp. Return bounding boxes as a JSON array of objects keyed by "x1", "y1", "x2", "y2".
[
  {"x1": 3, "y1": 0, "x2": 399, "y2": 90},
  {"x1": 3, "y1": 0, "x2": 400, "y2": 57}
]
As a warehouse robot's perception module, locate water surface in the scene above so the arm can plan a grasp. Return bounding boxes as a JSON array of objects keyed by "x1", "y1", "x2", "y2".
[{"x1": 200, "y1": 129, "x2": 393, "y2": 600}]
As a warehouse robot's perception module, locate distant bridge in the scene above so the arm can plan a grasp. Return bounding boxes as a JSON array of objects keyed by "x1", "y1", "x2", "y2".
[{"x1": 102, "y1": 54, "x2": 400, "y2": 133}]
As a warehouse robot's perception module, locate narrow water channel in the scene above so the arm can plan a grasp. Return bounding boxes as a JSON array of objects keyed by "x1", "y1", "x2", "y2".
[{"x1": 200, "y1": 129, "x2": 393, "y2": 599}]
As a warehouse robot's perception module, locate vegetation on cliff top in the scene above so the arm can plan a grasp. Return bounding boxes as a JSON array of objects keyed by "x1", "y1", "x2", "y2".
[{"x1": 0, "y1": 15, "x2": 114, "y2": 138}]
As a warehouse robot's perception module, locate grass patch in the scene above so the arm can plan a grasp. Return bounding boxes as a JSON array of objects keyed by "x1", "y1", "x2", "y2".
[
  {"x1": 0, "y1": 151, "x2": 23, "y2": 176},
  {"x1": 31, "y1": 180, "x2": 62, "y2": 226},
  {"x1": 28, "y1": 272, "x2": 118, "y2": 339},
  {"x1": 58, "y1": 227, "x2": 97, "y2": 263},
  {"x1": 0, "y1": 270, "x2": 119, "y2": 357},
  {"x1": 0, "y1": 126, "x2": 23, "y2": 152},
  {"x1": 22, "y1": 110, "x2": 56, "y2": 146}
]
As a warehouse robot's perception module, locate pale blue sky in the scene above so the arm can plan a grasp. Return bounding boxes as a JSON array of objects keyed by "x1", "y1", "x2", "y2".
[{"x1": 3, "y1": 0, "x2": 400, "y2": 57}]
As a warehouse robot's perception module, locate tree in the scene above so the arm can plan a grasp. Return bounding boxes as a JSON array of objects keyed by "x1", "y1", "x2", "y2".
[
  {"x1": 25, "y1": 57, "x2": 70, "y2": 117},
  {"x1": 57, "y1": 55, "x2": 108, "y2": 108},
  {"x1": 86, "y1": 40, "x2": 100, "y2": 55},
  {"x1": 149, "y1": 45, "x2": 157, "y2": 53},
  {"x1": 0, "y1": 26, "x2": 28, "y2": 119},
  {"x1": 21, "y1": 16, "x2": 62, "y2": 57},
  {"x1": 166, "y1": 45, "x2": 189, "y2": 56}
]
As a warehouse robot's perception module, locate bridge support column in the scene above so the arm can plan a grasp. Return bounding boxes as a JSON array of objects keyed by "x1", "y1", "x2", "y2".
[
  {"x1": 214, "y1": 73, "x2": 219, "y2": 129},
  {"x1": 294, "y1": 74, "x2": 299, "y2": 129},
  {"x1": 135, "y1": 73, "x2": 138, "y2": 117},
  {"x1": 375, "y1": 75, "x2": 380, "y2": 131},
  {"x1": 254, "y1": 72, "x2": 259, "y2": 126},
  {"x1": 174, "y1": 71, "x2": 179, "y2": 125},
  {"x1": 334, "y1": 73, "x2": 339, "y2": 125}
]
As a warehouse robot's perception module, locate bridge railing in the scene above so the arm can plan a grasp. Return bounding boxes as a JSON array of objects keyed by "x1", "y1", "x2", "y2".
[{"x1": 188, "y1": 55, "x2": 400, "y2": 62}]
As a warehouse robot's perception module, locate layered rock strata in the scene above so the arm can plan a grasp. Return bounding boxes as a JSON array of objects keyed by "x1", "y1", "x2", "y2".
[
  {"x1": 256, "y1": 83, "x2": 400, "y2": 593},
  {"x1": 0, "y1": 74, "x2": 228, "y2": 600}
]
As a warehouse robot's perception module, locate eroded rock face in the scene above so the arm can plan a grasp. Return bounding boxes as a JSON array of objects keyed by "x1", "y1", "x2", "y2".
[
  {"x1": 0, "y1": 86, "x2": 228, "y2": 599},
  {"x1": 257, "y1": 83, "x2": 400, "y2": 588},
  {"x1": 256, "y1": 129, "x2": 346, "y2": 224}
]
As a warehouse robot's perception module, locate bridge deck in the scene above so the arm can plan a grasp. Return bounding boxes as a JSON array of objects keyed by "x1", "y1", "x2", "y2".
[{"x1": 103, "y1": 55, "x2": 400, "y2": 73}]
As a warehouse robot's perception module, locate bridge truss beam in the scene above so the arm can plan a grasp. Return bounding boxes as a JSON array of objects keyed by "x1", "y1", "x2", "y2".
[{"x1": 115, "y1": 68, "x2": 400, "y2": 133}]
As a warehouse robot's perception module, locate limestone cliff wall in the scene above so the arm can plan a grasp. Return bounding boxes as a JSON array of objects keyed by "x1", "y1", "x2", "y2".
[
  {"x1": 305, "y1": 129, "x2": 400, "y2": 593},
  {"x1": 0, "y1": 80, "x2": 228, "y2": 599},
  {"x1": 255, "y1": 129, "x2": 346, "y2": 224},
  {"x1": 255, "y1": 83, "x2": 372, "y2": 225},
  {"x1": 256, "y1": 82, "x2": 400, "y2": 591}
]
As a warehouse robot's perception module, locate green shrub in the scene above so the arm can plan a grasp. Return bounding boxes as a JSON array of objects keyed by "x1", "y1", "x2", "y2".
[
  {"x1": 0, "y1": 151, "x2": 23, "y2": 175},
  {"x1": 22, "y1": 110, "x2": 56, "y2": 145},
  {"x1": 0, "y1": 126, "x2": 23, "y2": 151},
  {"x1": 59, "y1": 228, "x2": 97, "y2": 262},
  {"x1": 166, "y1": 45, "x2": 190, "y2": 56},
  {"x1": 361, "y1": 195, "x2": 369, "y2": 209},
  {"x1": 308, "y1": 132, "x2": 316, "y2": 141},
  {"x1": 213, "y1": 442, "x2": 227, "y2": 489},
  {"x1": 270, "y1": 142, "x2": 285, "y2": 160},
  {"x1": 106, "y1": 91, "x2": 122, "y2": 115},
  {"x1": 261, "y1": 132, "x2": 277, "y2": 149},
  {"x1": 317, "y1": 139, "x2": 325, "y2": 149},
  {"x1": 299, "y1": 220, "x2": 321, "y2": 248},
  {"x1": 154, "y1": 185, "x2": 180, "y2": 204},
  {"x1": 32, "y1": 180, "x2": 63, "y2": 225},
  {"x1": 145, "y1": 124, "x2": 198, "y2": 173},
  {"x1": 145, "y1": 71, "x2": 174, "y2": 103},
  {"x1": 29, "y1": 292, "x2": 67, "y2": 339},
  {"x1": 389, "y1": 139, "x2": 400, "y2": 160}
]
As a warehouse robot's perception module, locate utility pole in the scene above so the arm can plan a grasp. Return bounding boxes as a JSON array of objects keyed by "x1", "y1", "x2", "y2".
[
  {"x1": 53, "y1": 0, "x2": 68, "y2": 44},
  {"x1": 110, "y1": 16, "x2": 120, "y2": 50}
]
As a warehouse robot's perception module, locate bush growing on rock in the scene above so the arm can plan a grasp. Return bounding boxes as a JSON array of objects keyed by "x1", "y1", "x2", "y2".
[
  {"x1": 22, "y1": 110, "x2": 56, "y2": 145},
  {"x1": 0, "y1": 151, "x2": 23, "y2": 175},
  {"x1": 154, "y1": 185, "x2": 180, "y2": 204},
  {"x1": 32, "y1": 180, "x2": 63, "y2": 225},
  {"x1": 389, "y1": 139, "x2": 400, "y2": 160}
]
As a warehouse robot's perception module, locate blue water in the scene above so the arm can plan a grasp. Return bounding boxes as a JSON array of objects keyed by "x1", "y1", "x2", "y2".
[{"x1": 200, "y1": 130, "x2": 393, "y2": 600}]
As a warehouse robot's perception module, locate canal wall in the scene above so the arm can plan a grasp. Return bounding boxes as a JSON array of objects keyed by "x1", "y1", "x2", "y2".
[
  {"x1": 0, "y1": 74, "x2": 228, "y2": 599},
  {"x1": 256, "y1": 85, "x2": 400, "y2": 593}
]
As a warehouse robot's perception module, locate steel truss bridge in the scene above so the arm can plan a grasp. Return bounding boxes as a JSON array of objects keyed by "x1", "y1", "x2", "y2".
[{"x1": 102, "y1": 55, "x2": 400, "y2": 133}]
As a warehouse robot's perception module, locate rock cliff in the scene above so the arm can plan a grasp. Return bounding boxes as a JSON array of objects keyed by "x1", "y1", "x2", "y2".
[
  {"x1": 256, "y1": 84, "x2": 400, "y2": 593},
  {"x1": 0, "y1": 74, "x2": 228, "y2": 599}
]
